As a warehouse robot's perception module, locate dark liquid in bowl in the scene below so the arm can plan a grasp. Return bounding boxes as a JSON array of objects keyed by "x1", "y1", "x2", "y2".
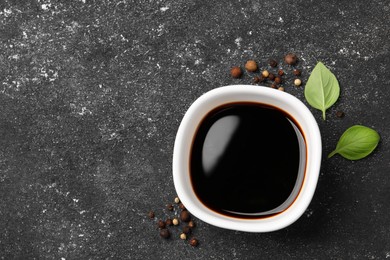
[{"x1": 190, "y1": 103, "x2": 302, "y2": 218}]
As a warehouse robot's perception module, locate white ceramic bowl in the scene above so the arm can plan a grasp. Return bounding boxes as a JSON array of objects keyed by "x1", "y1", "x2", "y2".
[{"x1": 173, "y1": 85, "x2": 321, "y2": 232}]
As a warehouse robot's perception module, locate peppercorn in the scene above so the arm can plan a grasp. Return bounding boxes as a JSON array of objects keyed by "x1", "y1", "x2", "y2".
[
  {"x1": 294, "y1": 78, "x2": 302, "y2": 86},
  {"x1": 274, "y1": 76, "x2": 282, "y2": 84},
  {"x1": 271, "y1": 84, "x2": 277, "y2": 89},
  {"x1": 172, "y1": 218, "x2": 179, "y2": 226},
  {"x1": 148, "y1": 211, "x2": 155, "y2": 219},
  {"x1": 336, "y1": 111, "x2": 345, "y2": 118},
  {"x1": 269, "y1": 59, "x2": 278, "y2": 67},
  {"x1": 174, "y1": 197, "x2": 180, "y2": 204},
  {"x1": 284, "y1": 53, "x2": 298, "y2": 65},
  {"x1": 278, "y1": 69, "x2": 284, "y2": 76},
  {"x1": 160, "y1": 229, "x2": 170, "y2": 239},
  {"x1": 258, "y1": 76, "x2": 265, "y2": 82},
  {"x1": 278, "y1": 86, "x2": 285, "y2": 91},
  {"x1": 268, "y1": 73, "x2": 275, "y2": 81},
  {"x1": 188, "y1": 220, "x2": 196, "y2": 228},
  {"x1": 166, "y1": 203, "x2": 173, "y2": 211},
  {"x1": 166, "y1": 218, "x2": 173, "y2": 226},
  {"x1": 183, "y1": 226, "x2": 192, "y2": 234},
  {"x1": 158, "y1": 220, "x2": 166, "y2": 229},
  {"x1": 189, "y1": 238, "x2": 199, "y2": 247},
  {"x1": 262, "y1": 70, "x2": 269, "y2": 78},
  {"x1": 180, "y1": 233, "x2": 187, "y2": 240},
  {"x1": 293, "y1": 69, "x2": 301, "y2": 76},
  {"x1": 253, "y1": 76, "x2": 260, "y2": 83},
  {"x1": 245, "y1": 60, "x2": 258, "y2": 72},
  {"x1": 230, "y1": 66, "x2": 242, "y2": 78},
  {"x1": 179, "y1": 203, "x2": 186, "y2": 210},
  {"x1": 180, "y1": 210, "x2": 191, "y2": 222}
]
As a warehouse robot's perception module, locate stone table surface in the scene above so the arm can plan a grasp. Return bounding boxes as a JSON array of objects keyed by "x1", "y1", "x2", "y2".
[{"x1": 1, "y1": 0, "x2": 389, "y2": 259}]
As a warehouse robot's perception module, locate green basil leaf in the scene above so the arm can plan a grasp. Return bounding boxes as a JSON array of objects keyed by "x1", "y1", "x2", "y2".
[
  {"x1": 304, "y1": 62, "x2": 340, "y2": 120},
  {"x1": 328, "y1": 125, "x2": 380, "y2": 160}
]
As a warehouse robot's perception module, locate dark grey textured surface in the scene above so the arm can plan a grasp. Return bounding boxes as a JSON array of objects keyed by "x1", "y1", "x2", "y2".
[{"x1": 0, "y1": 0, "x2": 389, "y2": 259}]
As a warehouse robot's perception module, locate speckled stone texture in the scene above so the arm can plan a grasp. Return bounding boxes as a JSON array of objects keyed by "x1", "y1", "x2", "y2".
[{"x1": 0, "y1": 0, "x2": 389, "y2": 259}]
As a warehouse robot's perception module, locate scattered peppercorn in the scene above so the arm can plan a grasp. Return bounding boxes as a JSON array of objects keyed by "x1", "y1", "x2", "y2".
[
  {"x1": 179, "y1": 203, "x2": 186, "y2": 210},
  {"x1": 166, "y1": 218, "x2": 173, "y2": 226},
  {"x1": 271, "y1": 84, "x2": 277, "y2": 89},
  {"x1": 230, "y1": 66, "x2": 242, "y2": 78},
  {"x1": 278, "y1": 86, "x2": 285, "y2": 91},
  {"x1": 188, "y1": 220, "x2": 196, "y2": 228},
  {"x1": 269, "y1": 59, "x2": 277, "y2": 67},
  {"x1": 148, "y1": 211, "x2": 155, "y2": 219},
  {"x1": 258, "y1": 76, "x2": 265, "y2": 82},
  {"x1": 160, "y1": 229, "x2": 170, "y2": 239},
  {"x1": 284, "y1": 53, "x2": 298, "y2": 65},
  {"x1": 180, "y1": 233, "x2": 187, "y2": 240},
  {"x1": 152, "y1": 199, "x2": 199, "y2": 243},
  {"x1": 294, "y1": 78, "x2": 302, "y2": 86},
  {"x1": 278, "y1": 69, "x2": 284, "y2": 76},
  {"x1": 268, "y1": 73, "x2": 275, "y2": 81},
  {"x1": 253, "y1": 76, "x2": 260, "y2": 83},
  {"x1": 262, "y1": 70, "x2": 269, "y2": 78},
  {"x1": 158, "y1": 220, "x2": 166, "y2": 229},
  {"x1": 274, "y1": 76, "x2": 282, "y2": 84},
  {"x1": 183, "y1": 226, "x2": 192, "y2": 235},
  {"x1": 245, "y1": 60, "x2": 258, "y2": 72},
  {"x1": 336, "y1": 111, "x2": 345, "y2": 118},
  {"x1": 189, "y1": 238, "x2": 199, "y2": 247},
  {"x1": 180, "y1": 210, "x2": 191, "y2": 222},
  {"x1": 293, "y1": 69, "x2": 301, "y2": 76}
]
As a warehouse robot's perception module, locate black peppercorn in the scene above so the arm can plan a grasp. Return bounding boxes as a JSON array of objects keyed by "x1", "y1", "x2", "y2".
[
  {"x1": 167, "y1": 203, "x2": 174, "y2": 211},
  {"x1": 158, "y1": 220, "x2": 166, "y2": 229},
  {"x1": 258, "y1": 76, "x2": 265, "y2": 82},
  {"x1": 268, "y1": 73, "x2": 275, "y2": 81},
  {"x1": 166, "y1": 218, "x2": 173, "y2": 226},
  {"x1": 285, "y1": 53, "x2": 298, "y2": 65},
  {"x1": 160, "y1": 229, "x2": 170, "y2": 239},
  {"x1": 274, "y1": 76, "x2": 282, "y2": 84},
  {"x1": 189, "y1": 238, "x2": 199, "y2": 247},
  {"x1": 180, "y1": 210, "x2": 191, "y2": 222},
  {"x1": 183, "y1": 226, "x2": 192, "y2": 234},
  {"x1": 293, "y1": 69, "x2": 301, "y2": 76},
  {"x1": 230, "y1": 66, "x2": 242, "y2": 78},
  {"x1": 148, "y1": 211, "x2": 155, "y2": 219},
  {"x1": 269, "y1": 59, "x2": 278, "y2": 67},
  {"x1": 336, "y1": 111, "x2": 345, "y2": 118}
]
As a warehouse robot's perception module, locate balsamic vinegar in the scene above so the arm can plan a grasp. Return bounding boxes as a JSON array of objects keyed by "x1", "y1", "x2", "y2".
[{"x1": 190, "y1": 103, "x2": 303, "y2": 218}]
